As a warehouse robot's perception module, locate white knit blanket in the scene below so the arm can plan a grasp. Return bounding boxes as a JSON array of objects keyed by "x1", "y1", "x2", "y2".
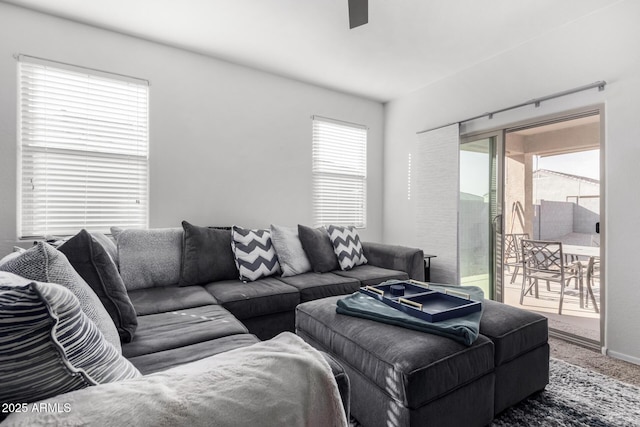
[{"x1": 3, "y1": 333, "x2": 347, "y2": 427}]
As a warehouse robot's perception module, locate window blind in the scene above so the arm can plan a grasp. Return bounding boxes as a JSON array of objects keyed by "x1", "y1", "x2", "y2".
[
  {"x1": 415, "y1": 123, "x2": 460, "y2": 284},
  {"x1": 18, "y1": 57, "x2": 149, "y2": 238},
  {"x1": 312, "y1": 117, "x2": 367, "y2": 228}
]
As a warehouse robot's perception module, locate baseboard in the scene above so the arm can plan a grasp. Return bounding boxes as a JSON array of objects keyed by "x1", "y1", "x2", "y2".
[{"x1": 606, "y1": 349, "x2": 640, "y2": 366}]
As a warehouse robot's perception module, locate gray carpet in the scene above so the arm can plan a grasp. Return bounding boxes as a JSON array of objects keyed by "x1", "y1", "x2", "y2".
[
  {"x1": 550, "y1": 337, "x2": 640, "y2": 388},
  {"x1": 492, "y1": 358, "x2": 640, "y2": 426}
]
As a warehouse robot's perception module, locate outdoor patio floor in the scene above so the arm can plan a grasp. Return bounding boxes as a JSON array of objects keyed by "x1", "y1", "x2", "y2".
[
  {"x1": 504, "y1": 272, "x2": 601, "y2": 342},
  {"x1": 462, "y1": 272, "x2": 601, "y2": 342}
]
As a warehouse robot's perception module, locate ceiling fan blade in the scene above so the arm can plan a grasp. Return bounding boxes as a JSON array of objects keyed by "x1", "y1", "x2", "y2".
[{"x1": 348, "y1": 0, "x2": 368, "y2": 29}]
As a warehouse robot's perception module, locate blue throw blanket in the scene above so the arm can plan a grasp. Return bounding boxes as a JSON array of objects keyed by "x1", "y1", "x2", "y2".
[{"x1": 336, "y1": 280, "x2": 484, "y2": 346}]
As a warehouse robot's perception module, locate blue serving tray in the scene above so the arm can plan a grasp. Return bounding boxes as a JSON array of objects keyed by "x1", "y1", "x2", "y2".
[
  {"x1": 359, "y1": 280, "x2": 482, "y2": 323},
  {"x1": 359, "y1": 281, "x2": 431, "y2": 301}
]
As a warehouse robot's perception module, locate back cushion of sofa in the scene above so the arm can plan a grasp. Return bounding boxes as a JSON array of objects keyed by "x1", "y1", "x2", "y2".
[{"x1": 114, "y1": 228, "x2": 183, "y2": 290}]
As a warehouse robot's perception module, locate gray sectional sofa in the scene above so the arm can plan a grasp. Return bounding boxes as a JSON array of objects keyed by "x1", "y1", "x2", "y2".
[{"x1": 112, "y1": 226, "x2": 425, "y2": 375}]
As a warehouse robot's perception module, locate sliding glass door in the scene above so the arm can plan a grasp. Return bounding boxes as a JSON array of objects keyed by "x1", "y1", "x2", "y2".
[
  {"x1": 502, "y1": 112, "x2": 602, "y2": 347},
  {"x1": 459, "y1": 133, "x2": 503, "y2": 300},
  {"x1": 460, "y1": 110, "x2": 603, "y2": 348}
]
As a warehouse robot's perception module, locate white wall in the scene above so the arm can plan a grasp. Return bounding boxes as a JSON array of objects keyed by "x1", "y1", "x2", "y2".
[
  {"x1": 383, "y1": 1, "x2": 640, "y2": 362},
  {"x1": 0, "y1": 3, "x2": 384, "y2": 256}
]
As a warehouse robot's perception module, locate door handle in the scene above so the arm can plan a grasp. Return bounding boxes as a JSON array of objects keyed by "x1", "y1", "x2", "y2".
[{"x1": 492, "y1": 214, "x2": 503, "y2": 234}]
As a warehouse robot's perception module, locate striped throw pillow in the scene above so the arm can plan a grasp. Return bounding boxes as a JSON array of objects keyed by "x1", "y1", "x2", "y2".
[
  {"x1": 0, "y1": 242, "x2": 121, "y2": 352},
  {"x1": 0, "y1": 272, "x2": 141, "y2": 407},
  {"x1": 231, "y1": 226, "x2": 281, "y2": 282},
  {"x1": 327, "y1": 225, "x2": 368, "y2": 271}
]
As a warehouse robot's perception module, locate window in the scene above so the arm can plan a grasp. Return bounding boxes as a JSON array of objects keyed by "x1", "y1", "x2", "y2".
[
  {"x1": 18, "y1": 57, "x2": 149, "y2": 238},
  {"x1": 312, "y1": 116, "x2": 367, "y2": 228}
]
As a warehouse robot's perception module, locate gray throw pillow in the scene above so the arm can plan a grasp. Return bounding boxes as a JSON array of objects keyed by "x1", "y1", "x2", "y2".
[
  {"x1": 0, "y1": 242, "x2": 122, "y2": 353},
  {"x1": 180, "y1": 221, "x2": 238, "y2": 286},
  {"x1": 59, "y1": 230, "x2": 138, "y2": 343},
  {"x1": 0, "y1": 272, "x2": 140, "y2": 408},
  {"x1": 269, "y1": 224, "x2": 311, "y2": 277},
  {"x1": 0, "y1": 247, "x2": 26, "y2": 266},
  {"x1": 112, "y1": 228, "x2": 183, "y2": 290},
  {"x1": 297, "y1": 225, "x2": 340, "y2": 273},
  {"x1": 91, "y1": 231, "x2": 119, "y2": 265}
]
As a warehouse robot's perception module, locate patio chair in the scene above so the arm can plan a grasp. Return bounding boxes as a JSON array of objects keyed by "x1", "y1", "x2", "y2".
[
  {"x1": 504, "y1": 233, "x2": 529, "y2": 284},
  {"x1": 585, "y1": 256, "x2": 600, "y2": 313},
  {"x1": 520, "y1": 239, "x2": 583, "y2": 315}
]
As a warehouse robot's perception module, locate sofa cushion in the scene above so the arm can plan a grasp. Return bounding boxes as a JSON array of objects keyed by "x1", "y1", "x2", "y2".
[
  {"x1": 241, "y1": 311, "x2": 296, "y2": 341},
  {"x1": 480, "y1": 299, "x2": 549, "y2": 366},
  {"x1": 296, "y1": 296, "x2": 494, "y2": 409},
  {"x1": 128, "y1": 334, "x2": 260, "y2": 375},
  {"x1": 327, "y1": 225, "x2": 367, "y2": 270},
  {"x1": 113, "y1": 227, "x2": 183, "y2": 290},
  {"x1": 269, "y1": 224, "x2": 312, "y2": 277},
  {"x1": 298, "y1": 225, "x2": 339, "y2": 273},
  {"x1": 279, "y1": 272, "x2": 360, "y2": 302},
  {"x1": 231, "y1": 226, "x2": 281, "y2": 282},
  {"x1": 59, "y1": 229, "x2": 138, "y2": 343},
  {"x1": 0, "y1": 242, "x2": 121, "y2": 352},
  {"x1": 180, "y1": 221, "x2": 238, "y2": 286},
  {"x1": 204, "y1": 277, "x2": 299, "y2": 320},
  {"x1": 122, "y1": 304, "x2": 248, "y2": 359},
  {"x1": 128, "y1": 285, "x2": 218, "y2": 316},
  {"x1": 0, "y1": 273, "x2": 140, "y2": 408},
  {"x1": 333, "y1": 265, "x2": 409, "y2": 286}
]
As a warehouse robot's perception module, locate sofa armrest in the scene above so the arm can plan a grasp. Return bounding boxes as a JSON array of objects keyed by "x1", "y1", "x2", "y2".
[{"x1": 362, "y1": 242, "x2": 424, "y2": 281}]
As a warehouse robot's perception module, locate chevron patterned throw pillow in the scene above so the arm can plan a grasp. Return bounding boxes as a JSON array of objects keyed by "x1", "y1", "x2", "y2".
[
  {"x1": 327, "y1": 225, "x2": 368, "y2": 271},
  {"x1": 231, "y1": 226, "x2": 281, "y2": 282}
]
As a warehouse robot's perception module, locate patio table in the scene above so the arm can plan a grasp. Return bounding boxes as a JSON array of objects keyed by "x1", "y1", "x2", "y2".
[{"x1": 562, "y1": 245, "x2": 599, "y2": 258}]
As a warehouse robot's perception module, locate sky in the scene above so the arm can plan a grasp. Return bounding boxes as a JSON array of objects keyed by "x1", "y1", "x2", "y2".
[
  {"x1": 460, "y1": 150, "x2": 489, "y2": 197},
  {"x1": 536, "y1": 149, "x2": 600, "y2": 180},
  {"x1": 460, "y1": 149, "x2": 600, "y2": 197}
]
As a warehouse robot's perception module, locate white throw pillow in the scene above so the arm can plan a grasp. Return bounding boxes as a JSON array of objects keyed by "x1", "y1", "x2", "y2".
[{"x1": 270, "y1": 224, "x2": 312, "y2": 277}]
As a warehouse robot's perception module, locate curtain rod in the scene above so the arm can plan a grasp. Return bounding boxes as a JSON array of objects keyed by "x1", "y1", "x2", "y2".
[
  {"x1": 416, "y1": 80, "x2": 606, "y2": 135},
  {"x1": 14, "y1": 53, "x2": 150, "y2": 86}
]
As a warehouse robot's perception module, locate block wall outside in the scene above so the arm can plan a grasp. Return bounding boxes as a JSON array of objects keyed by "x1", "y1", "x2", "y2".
[{"x1": 538, "y1": 200, "x2": 574, "y2": 240}]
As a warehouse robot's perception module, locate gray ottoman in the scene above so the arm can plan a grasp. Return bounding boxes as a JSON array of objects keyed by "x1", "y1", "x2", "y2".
[
  {"x1": 296, "y1": 296, "x2": 495, "y2": 427},
  {"x1": 479, "y1": 299, "x2": 550, "y2": 414},
  {"x1": 296, "y1": 295, "x2": 549, "y2": 427}
]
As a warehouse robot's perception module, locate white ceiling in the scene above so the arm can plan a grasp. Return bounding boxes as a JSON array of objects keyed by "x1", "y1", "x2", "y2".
[{"x1": 2, "y1": 0, "x2": 620, "y2": 102}]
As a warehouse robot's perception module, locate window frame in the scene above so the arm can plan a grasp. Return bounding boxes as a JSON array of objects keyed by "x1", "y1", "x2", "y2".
[
  {"x1": 17, "y1": 56, "x2": 150, "y2": 239},
  {"x1": 311, "y1": 116, "x2": 367, "y2": 229}
]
